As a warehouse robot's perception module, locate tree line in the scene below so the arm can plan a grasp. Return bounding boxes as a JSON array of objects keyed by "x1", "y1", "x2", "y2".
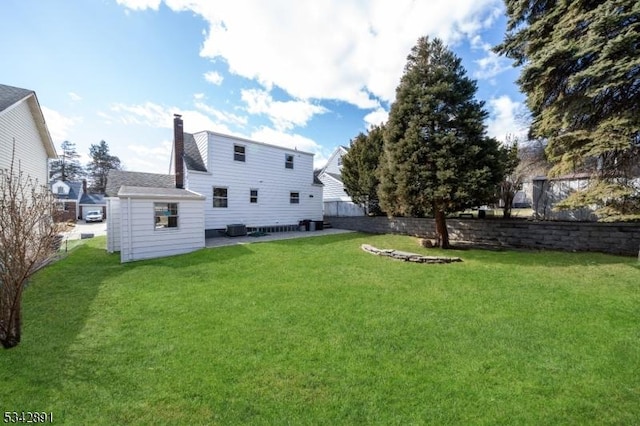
[
  {"x1": 342, "y1": 2, "x2": 639, "y2": 248},
  {"x1": 49, "y1": 140, "x2": 122, "y2": 193}
]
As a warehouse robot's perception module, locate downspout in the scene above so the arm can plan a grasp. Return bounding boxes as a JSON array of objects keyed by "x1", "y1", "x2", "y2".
[{"x1": 127, "y1": 197, "x2": 133, "y2": 262}]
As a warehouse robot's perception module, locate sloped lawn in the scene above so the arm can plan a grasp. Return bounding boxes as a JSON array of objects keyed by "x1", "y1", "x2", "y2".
[{"x1": 1, "y1": 234, "x2": 639, "y2": 425}]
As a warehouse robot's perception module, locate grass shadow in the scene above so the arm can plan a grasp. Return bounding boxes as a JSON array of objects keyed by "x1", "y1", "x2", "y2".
[
  {"x1": 0, "y1": 242, "x2": 124, "y2": 406},
  {"x1": 132, "y1": 242, "x2": 256, "y2": 269}
]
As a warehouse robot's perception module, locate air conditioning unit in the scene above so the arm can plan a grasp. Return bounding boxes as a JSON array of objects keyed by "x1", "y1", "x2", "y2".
[{"x1": 226, "y1": 224, "x2": 247, "y2": 237}]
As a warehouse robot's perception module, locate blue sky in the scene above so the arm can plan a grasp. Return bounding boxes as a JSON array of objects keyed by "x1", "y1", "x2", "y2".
[{"x1": 1, "y1": 0, "x2": 528, "y2": 174}]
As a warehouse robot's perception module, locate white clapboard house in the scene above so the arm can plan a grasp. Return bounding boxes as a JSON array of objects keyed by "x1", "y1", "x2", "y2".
[
  {"x1": 0, "y1": 84, "x2": 57, "y2": 185},
  {"x1": 317, "y1": 146, "x2": 365, "y2": 217},
  {"x1": 106, "y1": 114, "x2": 323, "y2": 262}
]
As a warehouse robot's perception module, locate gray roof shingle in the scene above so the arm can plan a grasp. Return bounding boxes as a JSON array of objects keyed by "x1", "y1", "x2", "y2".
[
  {"x1": 0, "y1": 84, "x2": 33, "y2": 112},
  {"x1": 184, "y1": 132, "x2": 207, "y2": 172},
  {"x1": 79, "y1": 193, "x2": 105, "y2": 205},
  {"x1": 106, "y1": 170, "x2": 175, "y2": 197}
]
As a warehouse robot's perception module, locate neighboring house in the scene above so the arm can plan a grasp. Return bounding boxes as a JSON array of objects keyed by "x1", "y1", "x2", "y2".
[
  {"x1": 51, "y1": 180, "x2": 83, "y2": 222},
  {"x1": 532, "y1": 173, "x2": 598, "y2": 221},
  {"x1": 106, "y1": 114, "x2": 323, "y2": 262},
  {"x1": 51, "y1": 179, "x2": 106, "y2": 222},
  {"x1": 317, "y1": 146, "x2": 365, "y2": 217},
  {"x1": 79, "y1": 192, "x2": 106, "y2": 220},
  {"x1": 0, "y1": 84, "x2": 57, "y2": 185}
]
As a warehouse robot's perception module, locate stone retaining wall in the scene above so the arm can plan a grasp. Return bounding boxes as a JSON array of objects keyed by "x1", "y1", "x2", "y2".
[{"x1": 325, "y1": 216, "x2": 640, "y2": 256}]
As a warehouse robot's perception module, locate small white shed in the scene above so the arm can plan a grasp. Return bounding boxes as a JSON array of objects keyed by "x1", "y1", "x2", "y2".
[{"x1": 107, "y1": 185, "x2": 205, "y2": 263}]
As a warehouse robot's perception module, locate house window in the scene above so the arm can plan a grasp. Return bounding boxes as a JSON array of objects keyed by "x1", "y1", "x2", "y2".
[
  {"x1": 338, "y1": 156, "x2": 343, "y2": 166},
  {"x1": 57, "y1": 186, "x2": 65, "y2": 194},
  {"x1": 285, "y1": 154, "x2": 294, "y2": 169},
  {"x1": 234, "y1": 145, "x2": 246, "y2": 162},
  {"x1": 154, "y1": 203, "x2": 178, "y2": 229},
  {"x1": 290, "y1": 192, "x2": 300, "y2": 204},
  {"x1": 213, "y1": 187, "x2": 228, "y2": 208},
  {"x1": 250, "y1": 189, "x2": 258, "y2": 204},
  {"x1": 56, "y1": 202, "x2": 66, "y2": 211}
]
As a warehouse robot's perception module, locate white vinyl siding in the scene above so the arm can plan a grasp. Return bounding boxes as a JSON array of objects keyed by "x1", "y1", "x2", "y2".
[
  {"x1": 106, "y1": 197, "x2": 121, "y2": 253},
  {"x1": 119, "y1": 197, "x2": 204, "y2": 262},
  {"x1": 319, "y1": 173, "x2": 351, "y2": 202},
  {"x1": 0, "y1": 97, "x2": 51, "y2": 186},
  {"x1": 186, "y1": 131, "x2": 323, "y2": 230}
]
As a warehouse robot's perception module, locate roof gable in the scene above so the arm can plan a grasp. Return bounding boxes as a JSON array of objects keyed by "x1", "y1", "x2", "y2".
[
  {"x1": 106, "y1": 170, "x2": 175, "y2": 197},
  {"x1": 0, "y1": 84, "x2": 57, "y2": 159},
  {"x1": 0, "y1": 84, "x2": 33, "y2": 112},
  {"x1": 319, "y1": 146, "x2": 348, "y2": 175}
]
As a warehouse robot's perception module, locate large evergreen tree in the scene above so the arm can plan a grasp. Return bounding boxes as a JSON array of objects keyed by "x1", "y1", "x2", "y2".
[
  {"x1": 341, "y1": 124, "x2": 385, "y2": 215},
  {"x1": 495, "y1": 0, "x2": 640, "y2": 220},
  {"x1": 379, "y1": 37, "x2": 504, "y2": 248},
  {"x1": 87, "y1": 140, "x2": 121, "y2": 193},
  {"x1": 49, "y1": 140, "x2": 84, "y2": 181}
]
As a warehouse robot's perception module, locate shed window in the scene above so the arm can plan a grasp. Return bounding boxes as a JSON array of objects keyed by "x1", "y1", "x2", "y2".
[
  {"x1": 285, "y1": 154, "x2": 294, "y2": 169},
  {"x1": 213, "y1": 187, "x2": 228, "y2": 208},
  {"x1": 234, "y1": 145, "x2": 246, "y2": 162},
  {"x1": 154, "y1": 203, "x2": 178, "y2": 229},
  {"x1": 250, "y1": 189, "x2": 258, "y2": 204},
  {"x1": 290, "y1": 192, "x2": 300, "y2": 204}
]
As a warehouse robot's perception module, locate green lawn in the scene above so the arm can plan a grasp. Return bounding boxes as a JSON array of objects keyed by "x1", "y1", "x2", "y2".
[{"x1": 2, "y1": 234, "x2": 639, "y2": 425}]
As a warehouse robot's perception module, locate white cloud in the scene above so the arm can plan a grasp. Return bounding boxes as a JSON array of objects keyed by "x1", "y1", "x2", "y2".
[
  {"x1": 126, "y1": 140, "x2": 173, "y2": 173},
  {"x1": 108, "y1": 101, "x2": 238, "y2": 134},
  {"x1": 363, "y1": 107, "x2": 388, "y2": 129},
  {"x1": 122, "y1": 0, "x2": 502, "y2": 107},
  {"x1": 68, "y1": 92, "x2": 82, "y2": 102},
  {"x1": 250, "y1": 126, "x2": 321, "y2": 154},
  {"x1": 41, "y1": 106, "x2": 81, "y2": 144},
  {"x1": 471, "y1": 36, "x2": 510, "y2": 80},
  {"x1": 486, "y1": 95, "x2": 529, "y2": 142},
  {"x1": 116, "y1": 0, "x2": 161, "y2": 10},
  {"x1": 475, "y1": 52, "x2": 510, "y2": 80},
  {"x1": 204, "y1": 70, "x2": 224, "y2": 85},
  {"x1": 194, "y1": 100, "x2": 247, "y2": 127},
  {"x1": 128, "y1": 140, "x2": 172, "y2": 158},
  {"x1": 241, "y1": 89, "x2": 328, "y2": 131}
]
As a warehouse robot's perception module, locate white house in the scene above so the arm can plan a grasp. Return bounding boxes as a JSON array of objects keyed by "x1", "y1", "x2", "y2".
[
  {"x1": 317, "y1": 146, "x2": 365, "y2": 217},
  {"x1": 171, "y1": 115, "x2": 324, "y2": 237},
  {"x1": 105, "y1": 114, "x2": 323, "y2": 262},
  {"x1": 0, "y1": 84, "x2": 57, "y2": 184},
  {"x1": 50, "y1": 179, "x2": 106, "y2": 222}
]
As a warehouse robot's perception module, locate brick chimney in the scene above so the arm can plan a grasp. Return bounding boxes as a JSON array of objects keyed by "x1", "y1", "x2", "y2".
[
  {"x1": 82, "y1": 179, "x2": 87, "y2": 194},
  {"x1": 173, "y1": 114, "x2": 184, "y2": 189}
]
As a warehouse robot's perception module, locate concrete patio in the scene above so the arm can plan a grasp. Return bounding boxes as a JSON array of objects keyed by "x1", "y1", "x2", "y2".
[{"x1": 205, "y1": 228, "x2": 354, "y2": 248}]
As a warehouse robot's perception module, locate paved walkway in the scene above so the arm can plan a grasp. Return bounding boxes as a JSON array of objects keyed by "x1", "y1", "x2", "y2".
[
  {"x1": 205, "y1": 228, "x2": 354, "y2": 248},
  {"x1": 62, "y1": 221, "x2": 107, "y2": 240}
]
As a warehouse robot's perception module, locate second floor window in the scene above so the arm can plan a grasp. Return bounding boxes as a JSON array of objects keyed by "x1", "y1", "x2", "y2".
[
  {"x1": 285, "y1": 154, "x2": 294, "y2": 169},
  {"x1": 234, "y1": 145, "x2": 246, "y2": 162},
  {"x1": 290, "y1": 192, "x2": 299, "y2": 204},
  {"x1": 250, "y1": 189, "x2": 258, "y2": 203}
]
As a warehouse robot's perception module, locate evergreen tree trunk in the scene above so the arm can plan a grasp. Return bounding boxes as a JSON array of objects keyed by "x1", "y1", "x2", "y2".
[{"x1": 434, "y1": 209, "x2": 450, "y2": 249}]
